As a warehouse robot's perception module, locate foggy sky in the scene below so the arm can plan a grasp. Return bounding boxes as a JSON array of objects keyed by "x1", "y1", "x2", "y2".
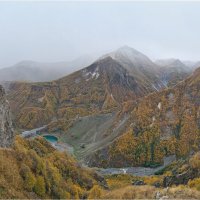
[{"x1": 0, "y1": 1, "x2": 200, "y2": 68}]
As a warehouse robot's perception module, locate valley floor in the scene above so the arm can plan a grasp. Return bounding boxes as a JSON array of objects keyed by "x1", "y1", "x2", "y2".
[
  {"x1": 96, "y1": 155, "x2": 176, "y2": 176},
  {"x1": 21, "y1": 126, "x2": 176, "y2": 177}
]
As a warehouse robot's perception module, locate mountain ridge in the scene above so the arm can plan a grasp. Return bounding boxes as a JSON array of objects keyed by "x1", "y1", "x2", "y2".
[
  {"x1": 6, "y1": 46, "x2": 200, "y2": 168},
  {"x1": 0, "y1": 55, "x2": 95, "y2": 82},
  {"x1": 86, "y1": 66, "x2": 200, "y2": 167}
]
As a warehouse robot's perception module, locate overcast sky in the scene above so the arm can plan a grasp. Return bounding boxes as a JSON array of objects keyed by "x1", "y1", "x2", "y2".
[{"x1": 0, "y1": 1, "x2": 200, "y2": 68}]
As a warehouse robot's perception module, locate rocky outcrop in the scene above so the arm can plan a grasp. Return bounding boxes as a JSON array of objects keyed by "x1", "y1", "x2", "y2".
[
  {"x1": 163, "y1": 169, "x2": 198, "y2": 187},
  {"x1": 0, "y1": 85, "x2": 14, "y2": 147}
]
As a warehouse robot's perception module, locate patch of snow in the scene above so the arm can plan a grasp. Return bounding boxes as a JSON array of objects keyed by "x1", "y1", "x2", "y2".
[
  {"x1": 38, "y1": 96, "x2": 44, "y2": 103},
  {"x1": 82, "y1": 67, "x2": 100, "y2": 81},
  {"x1": 95, "y1": 72, "x2": 100, "y2": 79},
  {"x1": 161, "y1": 79, "x2": 168, "y2": 87},
  {"x1": 121, "y1": 169, "x2": 127, "y2": 174},
  {"x1": 158, "y1": 102, "x2": 161, "y2": 110},
  {"x1": 152, "y1": 84, "x2": 159, "y2": 91},
  {"x1": 91, "y1": 68, "x2": 100, "y2": 79},
  {"x1": 150, "y1": 116, "x2": 156, "y2": 127}
]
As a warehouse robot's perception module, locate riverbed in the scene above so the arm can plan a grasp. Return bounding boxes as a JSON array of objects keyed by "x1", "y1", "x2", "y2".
[{"x1": 95, "y1": 155, "x2": 176, "y2": 176}]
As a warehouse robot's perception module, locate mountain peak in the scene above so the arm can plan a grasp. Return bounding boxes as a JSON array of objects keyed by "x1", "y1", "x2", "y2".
[
  {"x1": 112, "y1": 45, "x2": 150, "y2": 60},
  {"x1": 116, "y1": 45, "x2": 142, "y2": 55},
  {"x1": 100, "y1": 45, "x2": 155, "y2": 70},
  {"x1": 155, "y1": 58, "x2": 185, "y2": 67}
]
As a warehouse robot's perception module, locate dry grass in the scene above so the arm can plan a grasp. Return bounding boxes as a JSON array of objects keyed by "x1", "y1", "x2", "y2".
[
  {"x1": 106, "y1": 174, "x2": 134, "y2": 190},
  {"x1": 102, "y1": 185, "x2": 157, "y2": 199},
  {"x1": 165, "y1": 185, "x2": 200, "y2": 199},
  {"x1": 143, "y1": 175, "x2": 162, "y2": 185},
  {"x1": 100, "y1": 185, "x2": 200, "y2": 199}
]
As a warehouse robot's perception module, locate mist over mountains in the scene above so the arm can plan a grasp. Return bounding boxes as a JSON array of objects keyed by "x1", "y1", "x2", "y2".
[
  {"x1": 0, "y1": 55, "x2": 96, "y2": 82},
  {"x1": 2, "y1": 1, "x2": 200, "y2": 198},
  {"x1": 0, "y1": 46, "x2": 199, "y2": 83}
]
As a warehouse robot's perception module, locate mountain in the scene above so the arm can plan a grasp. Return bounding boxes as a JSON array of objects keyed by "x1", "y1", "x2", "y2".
[
  {"x1": 6, "y1": 47, "x2": 173, "y2": 163},
  {"x1": 193, "y1": 61, "x2": 200, "y2": 70},
  {"x1": 182, "y1": 60, "x2": 197, "y2": 68},
  {"x1": 0, "y1": 55, "x2": 95, "y2": 82},
  {"x1": 4, "y1": 46, "x2": 200, "y2": 198},
  {"x1": 7, "y1": 56, "x2": 144, "y2": 129},
  {"x1": 0, "y1": 135, "x2": 106, "y2": 199},
  {"x1": 103, "y1": 46, "x2": 157, "y2": 72},
  {"x1": 0, "y1": 85, "x2": 14, "y2": 147},
  {"x1": 2, "y1": 137, "x2": 200, "y2": 199},
  {"x1": 3, "y1": 45, "x2": 200, "y2": 199},
  {"x1": 155, "y1": 58, "x2": 192, "y2": 87},
  {"x1": 7, "y1": 47, "x2": 168, "y2": 129},
  {"x1": 88, "y1": 67, "x2": 200, "y2": 167},
  {"x1": 8, "y1": 46, "x2": 199, "y2": 167},
  {"x1": 102, "y1": 46, "x2": 165, "y2": 91}
]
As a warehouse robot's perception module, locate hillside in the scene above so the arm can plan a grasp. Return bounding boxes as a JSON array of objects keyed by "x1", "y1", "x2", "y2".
[
  {"x1": 0, "y1": 136, "x2": 107, "y2": 199},
  {"x1": 155, "y1": 58, "x2": 192, "y2": 87},
  {"x1": 102, "y1": 46, "x2": 165, "y2": 90},
  {"x1": 2, "y1": 50, "x2": 200, "y2": 199},
  {"x1": 87, "y1": 67, "x2": 200, "y2": 168},
  {"x1": 2, "y1": 136, "x2": 200, "y2": 199},
  {"x1": 7, "y1": 47, "x2": 169, "y2": 131},
  {"x1": 7, "y1": 47, "x2": 198, "y2": 164}
]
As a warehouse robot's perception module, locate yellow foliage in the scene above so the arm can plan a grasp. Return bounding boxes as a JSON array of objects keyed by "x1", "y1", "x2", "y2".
[
  {"x1": 106, "y1": 174, "x2": 133, "y2": 190},
  {"x1": 188, "y1": 178, "x2": 200, "y2": 191},
  {"x1": 102, "y1": 185, "x2": 156, "y2": 199},
  {"x1": 0, "y1": 136, "x2": 99, "y2": 199},
  {"x1": 34, "y1": 176, "x2": 46, "y2": 197},
  {"x1": 190, "y1": 152, "x2": 200, "y2": 169},
  {"x1": 108, "y1": 127, "x2": 166, "y2": 167},
  {"x1": 143, "y1": 176, "x2": 161, "y2": 186},
  {"x1": 88, "y1": 185, "x2": 103, "y2": 199}
]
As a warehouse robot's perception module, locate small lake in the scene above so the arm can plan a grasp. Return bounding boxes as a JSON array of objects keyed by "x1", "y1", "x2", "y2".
[{"x1": 43, "y1": 135, "x2": 58, "y2": 143}]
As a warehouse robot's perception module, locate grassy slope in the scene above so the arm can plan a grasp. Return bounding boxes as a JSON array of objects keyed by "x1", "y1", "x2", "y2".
[
  {"x1": 87, "y1": 68, "x2": 200, "y2": 167},
  {"x1": 2, "y1": 136, "x2": 200, "y2": 199},
  {"x1": 0, "y1": 136, "x2": 105, "y2": 199}
]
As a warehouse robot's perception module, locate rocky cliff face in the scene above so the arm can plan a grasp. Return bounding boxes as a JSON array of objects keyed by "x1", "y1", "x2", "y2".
[{"x1": 0, "y1": 85, "x2": 14, "y2": 147}]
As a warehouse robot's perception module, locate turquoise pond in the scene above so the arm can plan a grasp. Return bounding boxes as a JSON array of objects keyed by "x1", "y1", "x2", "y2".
[{"x1": 43, "y1": 135, "x2": 58, "y2": 143}]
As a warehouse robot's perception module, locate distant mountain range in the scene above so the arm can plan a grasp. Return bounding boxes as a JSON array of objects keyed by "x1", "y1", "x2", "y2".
[
  {"x1": 0, "y1": 46, "x2": 199, "y2": 84},
  {"x1": 155, "y1": 58, "x2": 192, "y2": 87},
  {"x1": 0, "y1": 55, "x2": 96, "y2": 82},
  {"x1": 7, "y1": 46, "x2": 171, "y2": 128}
]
